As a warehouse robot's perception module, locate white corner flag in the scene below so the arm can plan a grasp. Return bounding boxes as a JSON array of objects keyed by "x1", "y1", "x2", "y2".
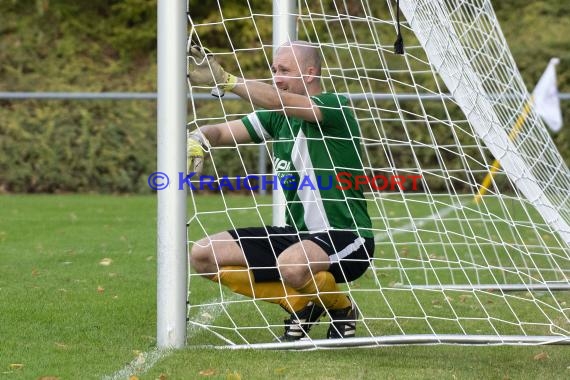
[{"x1": 532, "y1": 58, "x2": 563, "y2": 132}]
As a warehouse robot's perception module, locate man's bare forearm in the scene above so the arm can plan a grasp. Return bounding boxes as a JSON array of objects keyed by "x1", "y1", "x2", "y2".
[
  {"x1": 231, "y1": 78, "x2": 321, "y2": 122},
  {"x1": 196, "y1": 124, "x2": 223, "y2": 147},
  {"x1": 195, "y1": 119, "x2": 251, "y2": 147},
  {"x1": 232, "y1": 78, "x2": 284, "y2": 110}
]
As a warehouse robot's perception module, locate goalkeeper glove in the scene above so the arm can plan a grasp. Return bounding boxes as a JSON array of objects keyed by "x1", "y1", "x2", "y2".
[
  {"x1": 187, "y1": 129, "x2": 211, "y2": 174},
  {"x1": 187, "y1": 45, "x2": 238, "y2": 96}
]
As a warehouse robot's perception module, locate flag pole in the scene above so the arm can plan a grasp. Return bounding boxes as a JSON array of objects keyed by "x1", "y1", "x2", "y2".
[
  {"x1": 474, "y1": 100, "x2": 533, "y2": 203},
  {"x1": 474, "y1": 57, "x2": 562, "y2": 204}
]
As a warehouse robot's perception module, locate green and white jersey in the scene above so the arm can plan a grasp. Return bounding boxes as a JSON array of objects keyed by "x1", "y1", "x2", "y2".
[{"x1": 241, "y1": 92, "x2": 373, "y2": 238}]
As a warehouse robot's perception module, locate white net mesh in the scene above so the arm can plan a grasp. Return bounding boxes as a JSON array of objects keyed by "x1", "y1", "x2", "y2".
[{"x1": 186, "y1": 0, "x2": 570, "y2": 347}]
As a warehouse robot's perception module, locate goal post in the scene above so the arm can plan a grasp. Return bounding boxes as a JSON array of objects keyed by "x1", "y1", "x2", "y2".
[
  {"x1": 156, "y1": 0, "x2": 187, "y2": 349},
  {"x1": 270, "y1": 0, "x2": 296, "y2": 227},
  {"x1": 184, "y1": 0, "x2": 570, "y2": 349}
]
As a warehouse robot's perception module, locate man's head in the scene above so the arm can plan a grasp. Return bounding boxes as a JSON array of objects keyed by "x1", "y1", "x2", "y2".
[{"x1": 272, "y1": 41, "x2": 322, "y2": 96}]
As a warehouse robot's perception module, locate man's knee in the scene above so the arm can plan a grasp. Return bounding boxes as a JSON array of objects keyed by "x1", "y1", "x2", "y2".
[
  {"x1": 190, "y1": 238, "x2": 216, "y2": 274},
  {"x1": 189, "y1": 232, "x2": 247, "y2": 275},
  {"x1": 278, "y1": 241, "x2": 331, "y2": 289},
  {"x1": 278, "y1": 257, "x2": 311, "y2": 289}
]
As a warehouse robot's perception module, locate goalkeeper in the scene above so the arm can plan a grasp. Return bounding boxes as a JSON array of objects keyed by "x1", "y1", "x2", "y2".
[{"x1": 188, "y1": 41, "x2": 374, "y2": 341}]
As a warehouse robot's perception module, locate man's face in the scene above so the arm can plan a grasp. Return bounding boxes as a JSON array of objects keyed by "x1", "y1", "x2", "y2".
[{"x1": 271, "y1": 46, "x2": 308, "y2": 95}]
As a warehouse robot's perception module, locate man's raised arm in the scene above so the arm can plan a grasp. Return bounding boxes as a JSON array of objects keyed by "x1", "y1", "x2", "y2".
[{"x1": 187, "y1": 44, "x2": 322, "y2": 123}]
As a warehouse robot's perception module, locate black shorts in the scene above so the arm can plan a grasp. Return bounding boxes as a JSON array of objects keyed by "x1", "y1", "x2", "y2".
[{"x1": 227, "y1": 226, "x2": 374, "y2": 283}]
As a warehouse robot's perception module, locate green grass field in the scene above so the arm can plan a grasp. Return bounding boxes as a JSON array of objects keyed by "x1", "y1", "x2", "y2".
[{"x1": 1, "y1": 194, "x2": 569, "y2": 379}]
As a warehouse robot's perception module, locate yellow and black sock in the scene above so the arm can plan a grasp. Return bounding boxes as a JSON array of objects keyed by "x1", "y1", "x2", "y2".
[
  {"x1": 296, "y1": 271, "x2": 350, "y2": 310},
  {"x1": 212, "y1": 266, "x2": 310, "y2": 313}
]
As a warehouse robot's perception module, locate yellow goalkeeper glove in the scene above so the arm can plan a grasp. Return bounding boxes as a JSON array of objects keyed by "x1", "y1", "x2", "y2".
[
  {"x1": 187, "y1": 44, "x2": 237, "y2": 96},
  {"x1": 187, "y1": 129, "x2": 211, "y2": 174}
]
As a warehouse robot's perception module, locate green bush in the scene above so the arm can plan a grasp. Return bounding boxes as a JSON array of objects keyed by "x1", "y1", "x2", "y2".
[{"x1": 0, "y1": 100, "x2": 156, "y2": 193}]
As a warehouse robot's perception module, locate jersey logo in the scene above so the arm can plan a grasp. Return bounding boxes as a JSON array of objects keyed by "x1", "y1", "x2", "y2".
[
  {"x1": 273, "y1": 157, "x2": 292, "y2": 172},
  {"x1": 313, "y1": 236, "x2": 331, "y2": 248}
]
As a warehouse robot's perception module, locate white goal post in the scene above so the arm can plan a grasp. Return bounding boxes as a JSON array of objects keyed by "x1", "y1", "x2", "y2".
[
  {"x1": 156, "y1": 0, "x2": 187, "y2": 349},
  {"x1": 181, "y1": 0, "x2": 570, "y2": 349}
]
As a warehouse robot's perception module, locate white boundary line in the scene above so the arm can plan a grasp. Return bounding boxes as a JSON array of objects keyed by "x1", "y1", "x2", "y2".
[
  {"x1": 101, "y1": 347, "x2": 172, "y2": 380},
  {"x1": 101, "y1": 297, "x2": 233, "y2": 380},
  {"x1": 374, "y1": 200, "x2": 463, "y2": 243},
  {"x1": 371, "y1": 200, "x2": 464, "y2": 287}
]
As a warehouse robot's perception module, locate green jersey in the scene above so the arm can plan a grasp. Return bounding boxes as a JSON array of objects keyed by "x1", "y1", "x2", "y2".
[{"x1": 242, "y1": 92, "x2": 373, "y2": 238}]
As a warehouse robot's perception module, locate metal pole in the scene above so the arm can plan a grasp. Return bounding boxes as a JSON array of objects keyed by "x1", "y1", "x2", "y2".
[
  {"x1": 272, "y1": 0, "x2": 297, "y2": 226},
  {"x1": 258, "y1": 146, "x2": 267, "y2": 196},
  {"x1": 156, "y1": 0, "x2": 187, "y2": 348},
  {"x1": 220, "y1": 334, "x2": 570, "y2": 350},
  {"x1": 2, "y1": 92, "x2": 569, "y2": 101}
]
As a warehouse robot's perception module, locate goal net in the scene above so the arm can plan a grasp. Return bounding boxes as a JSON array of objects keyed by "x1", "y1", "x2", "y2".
[{"x1": 185, "y1": 0, "x2": 570, "y2": 348}]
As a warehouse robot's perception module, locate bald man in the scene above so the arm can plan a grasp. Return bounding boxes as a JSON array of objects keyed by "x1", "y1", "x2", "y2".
[{"x1": 187, "y1": 41, "x2": 374, "y2": 341}]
